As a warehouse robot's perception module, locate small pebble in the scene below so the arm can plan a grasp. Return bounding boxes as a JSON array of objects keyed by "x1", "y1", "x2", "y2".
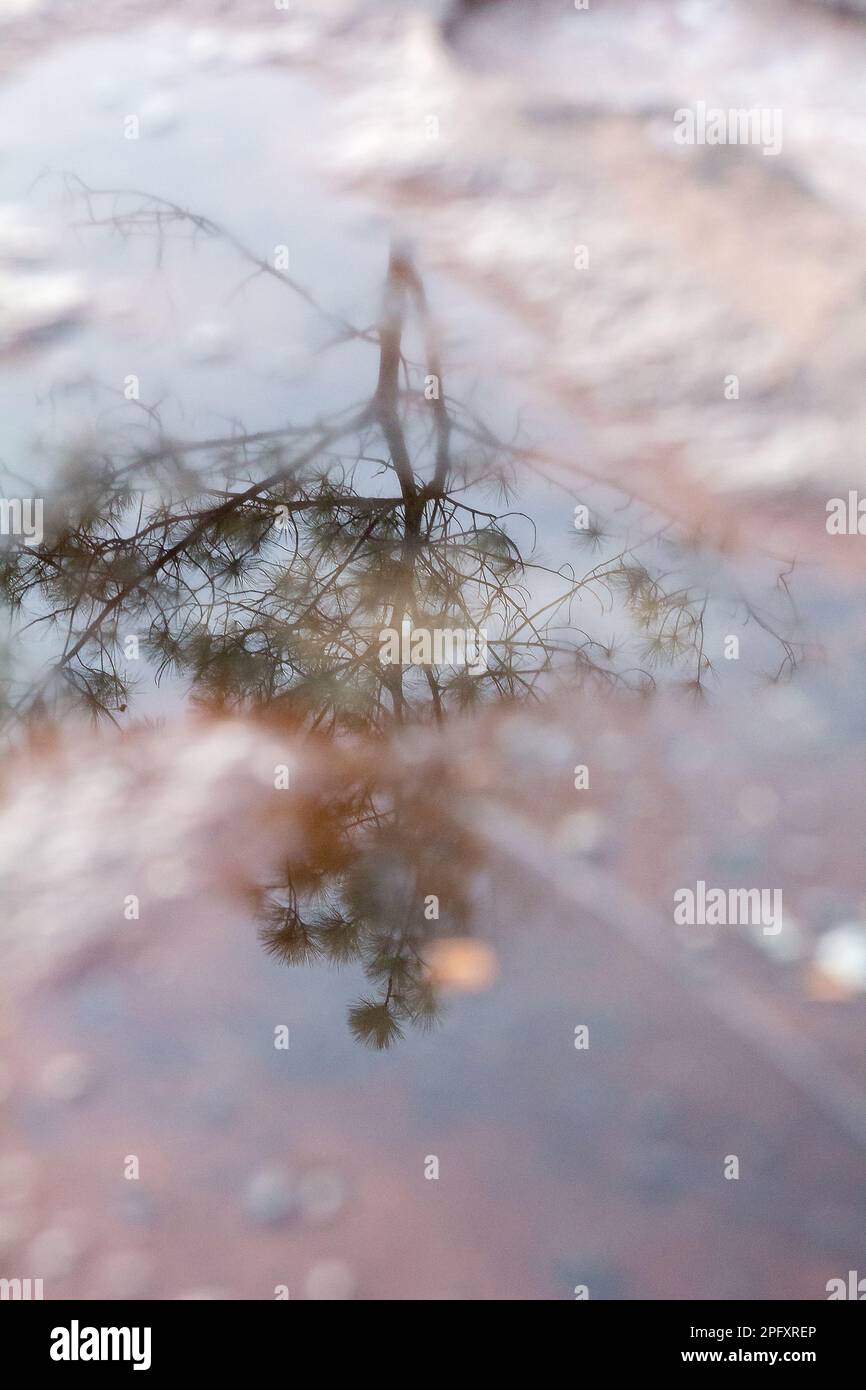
[
  {"x1": 243, "y1": 1166, "x2": 297, "y2": 1226},
  {"x1": 184, "y1": 320, "x2": 235, "y2": 365},
  {"x1": 39, "y1": 1053, "x2": 91, "y2": 1103},
  {"x1": 814, "y1": 922, "x2": 866, "y2": 993},
  {"x1": 554, "y1": 810, "x2": 608, "y2": 856},
  {"x1": 139, "y1": 91, "x2": 182, "y2": 136},
  {"x1": 304, "y1": 1258, "x2": 355, "y2": 1301}
]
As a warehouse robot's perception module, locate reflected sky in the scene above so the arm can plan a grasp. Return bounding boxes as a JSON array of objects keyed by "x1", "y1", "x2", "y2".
[{"x1": 0, "y1": 167, "x2": 809, "y2": 1049}]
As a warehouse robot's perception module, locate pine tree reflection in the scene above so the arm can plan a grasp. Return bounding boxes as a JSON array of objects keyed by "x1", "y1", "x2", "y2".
[{"x1": 0, "y1": 184, "x2": 802, "y2": 1043}]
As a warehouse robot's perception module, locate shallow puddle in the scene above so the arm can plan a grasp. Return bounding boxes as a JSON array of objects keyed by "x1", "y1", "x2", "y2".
[{"x1": 1, "y1": 6, "x2": 865, "y2": 1302}]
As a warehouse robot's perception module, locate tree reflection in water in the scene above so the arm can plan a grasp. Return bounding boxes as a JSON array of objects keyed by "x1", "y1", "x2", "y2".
[{"x1": 0, "y1": 183, "x2": 803, "y2": 1044}]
